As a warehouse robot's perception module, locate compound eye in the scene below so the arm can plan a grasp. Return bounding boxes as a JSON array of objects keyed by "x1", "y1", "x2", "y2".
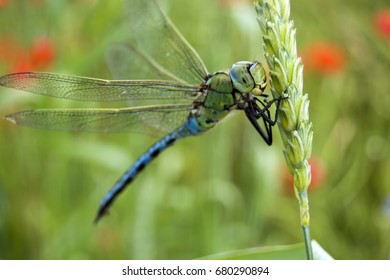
[
  {"x1": 229, "y1": 62, "x2": 255, "y2": 93},
  {"x1": 249, "y1": 62, "x2": 267, "y2": 92}
]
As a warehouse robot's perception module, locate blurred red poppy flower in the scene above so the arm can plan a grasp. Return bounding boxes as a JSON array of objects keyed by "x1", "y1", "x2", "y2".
[
  {"x1": 0, "y1": 36, "x2": 55, "y2": 73},
  {"x1": 373, "y1": 10, "x2": 390, "y2": 39},
  {"x1": 12, "y1": 54, "x2": 35, "y2": 73},
  {"x1": 301, "y1": 42, "x2": 346, "y2": 75},
  {"x1": 0, "y1": 0, "x2": 8, "y2": 8},
  {"x1": 30, "y1": 37, "x2": 56, "y2": 70},
  {"x1": 281, "y1": 157, "x2": 326, "y2": 196}
]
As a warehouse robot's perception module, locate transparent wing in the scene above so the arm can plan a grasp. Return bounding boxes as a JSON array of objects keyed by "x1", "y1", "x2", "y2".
[
  {"x1": 106, "y1": 43, "x2": 184, "y2": 82},
  {"x1": 122, "y1": 0, "x2": 208, "y2": 84},
  {"x1": 5, "y1": 104, "x2": 193, "y2": 137},
  {"x1": 0, "y1": 72, "x2": 199, "y2": 102}
]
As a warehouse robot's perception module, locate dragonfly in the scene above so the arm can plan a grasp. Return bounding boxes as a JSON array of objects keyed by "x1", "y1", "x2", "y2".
[{"x1": 0, "y1": 0, "x2": 287, "y2": 223}]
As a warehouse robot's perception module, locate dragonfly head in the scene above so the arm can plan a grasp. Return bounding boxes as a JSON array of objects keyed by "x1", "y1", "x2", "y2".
[{"x1": 229, "y1": 61, "x2": 267, "y2": 95}]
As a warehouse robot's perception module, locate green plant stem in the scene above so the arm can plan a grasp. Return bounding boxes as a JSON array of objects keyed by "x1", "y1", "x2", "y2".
[
  {"x1": 255, "y1": 0, "x2": 314, "y2": 259},
  {"x1": 302, "y1": 225, "x2": 313, "y2": 260},
  {"x1": 299, "y1": 190, "x2": 313, "y2": 259}
]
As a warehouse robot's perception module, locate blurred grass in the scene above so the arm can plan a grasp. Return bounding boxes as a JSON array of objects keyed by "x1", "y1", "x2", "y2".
[{"x1": 0, "y1": 0, "x2": 389, "y2": 259}]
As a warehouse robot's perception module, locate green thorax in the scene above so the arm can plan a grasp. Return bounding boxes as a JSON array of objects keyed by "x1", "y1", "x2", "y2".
[
  {"x1": 192, "y1": 61, "x2": 267, "y2": 132},
  {"x1": 195, "y1": 71, "x2": 235, "y2": 130}
]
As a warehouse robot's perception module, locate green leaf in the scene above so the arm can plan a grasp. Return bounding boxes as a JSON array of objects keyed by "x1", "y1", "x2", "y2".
[
  {"x1": 200, "y1": 243, "x2": 306, "y2": 260},
  {"x1": 199, "y1": 241, "x2": 333, "y2": 260}
]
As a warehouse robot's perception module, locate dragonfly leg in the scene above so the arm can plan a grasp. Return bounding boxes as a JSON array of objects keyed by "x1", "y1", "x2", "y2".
[
  {"x1": 253, "y1": 94, "x2": 288, "y2": 125},
  {"x1": 244, "y1": 92, "x2": 288, "y2": 145},
  {"x1": 245, "y1": 100, "x2": 273, "y2": 145}
]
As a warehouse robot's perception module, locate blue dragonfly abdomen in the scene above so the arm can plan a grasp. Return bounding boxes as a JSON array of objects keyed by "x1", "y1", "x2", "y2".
[{"x1": 95, "y1": 123, "x2": 189, "y2": 222}]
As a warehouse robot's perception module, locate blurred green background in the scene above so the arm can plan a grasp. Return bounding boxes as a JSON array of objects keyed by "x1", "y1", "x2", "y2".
[{"x1": 0, "y1": 0, "x2": 389, "y2": 259}]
